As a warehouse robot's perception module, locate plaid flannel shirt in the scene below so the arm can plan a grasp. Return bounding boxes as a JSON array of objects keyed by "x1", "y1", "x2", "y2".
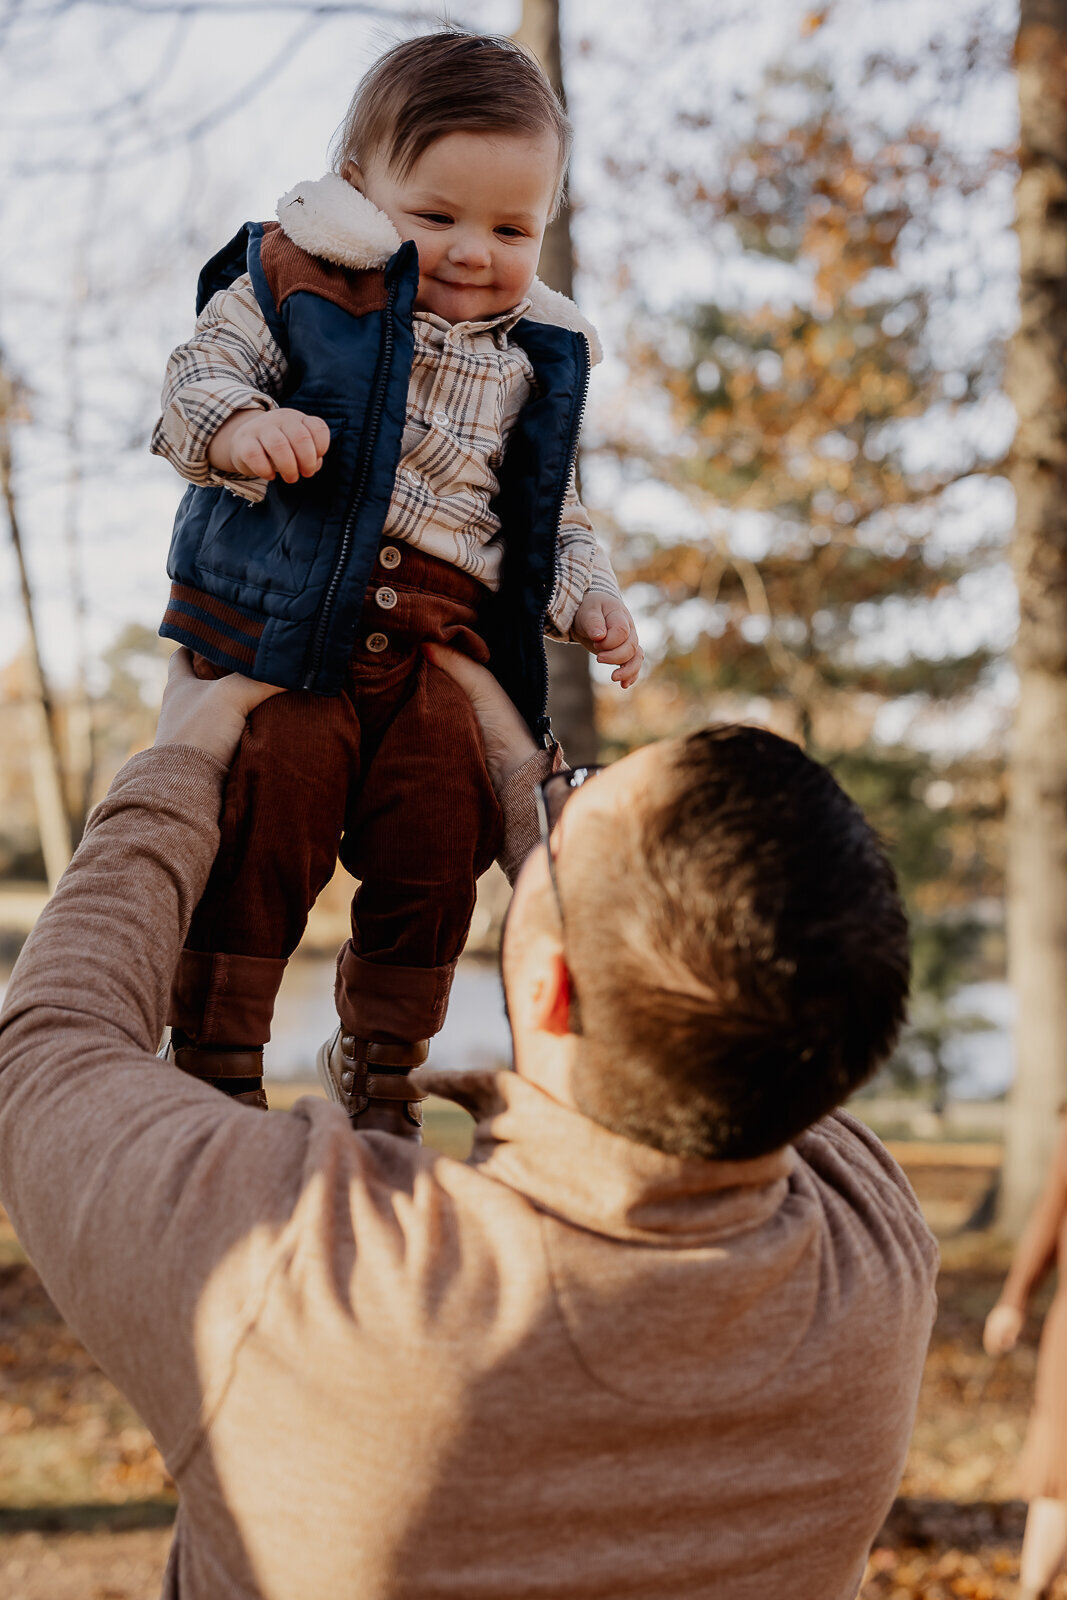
[{"x1": 151, "y1": 275, "x2": 621, "y2": 640}]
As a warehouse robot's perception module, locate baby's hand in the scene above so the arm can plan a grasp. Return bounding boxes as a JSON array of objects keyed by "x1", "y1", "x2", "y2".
[
  {"x1": 572, "y1": 594, "x2": 643, "y2": 688},
  {"x1": 208, "y1": 407, "x2": 331, "y2": 484}
]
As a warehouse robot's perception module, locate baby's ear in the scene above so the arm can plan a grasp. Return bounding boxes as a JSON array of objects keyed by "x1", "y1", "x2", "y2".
[{"x1": 342, "y1": 159, "x2": 365, "y2": 193}]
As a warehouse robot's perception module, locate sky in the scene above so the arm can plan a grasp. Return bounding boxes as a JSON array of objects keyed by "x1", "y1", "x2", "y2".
[{"x1": 0, "y1": 0, "x2": 1021, "y2": 733}]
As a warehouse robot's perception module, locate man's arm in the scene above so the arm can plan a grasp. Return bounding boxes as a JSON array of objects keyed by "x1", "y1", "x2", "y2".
[
  {"x1": 422, "y1": 644, "x2": 560, "y2": 885},
  {"x1": 0, "y1": 658, "x2": 304, "y2": 1458}
]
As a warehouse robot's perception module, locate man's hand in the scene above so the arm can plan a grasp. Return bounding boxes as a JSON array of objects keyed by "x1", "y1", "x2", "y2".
[
  {"x1": 154, "y1": 648, "x2": 285, "y2": 767},
  {"x1": 422, "y1": 644, "x2": 538, "y2": 793},
  {"x1": 983, "y1": 1301, "x2": 1025, "y2": 1357},
  {"x1": 207, "y1": 407, "x2": 331, "y2": 484},
  {"x1": 571, "y1": 595, "x2": 643, "y2": 688}
]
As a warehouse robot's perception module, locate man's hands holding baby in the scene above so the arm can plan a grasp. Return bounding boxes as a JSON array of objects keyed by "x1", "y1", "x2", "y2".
[
  {"x1": 154, "y1": 649, "x2": 284, "y2": 767},
  {"x1": 571, "y1": 594, "x2": 643, "y2": 688},
  {"x1": 208, "y1": 407, "x2": 330, "y2": 484}
]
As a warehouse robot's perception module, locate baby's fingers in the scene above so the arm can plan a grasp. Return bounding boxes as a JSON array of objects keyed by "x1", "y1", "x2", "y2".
[
  {"x1": 305, "y1": 415, "x2": 331, "y2": 460},
  {"x1": 576, "y1": 598, "x2": 609, "y2": 644},
  {"x1": 596, "y1": 599, "x2": 637, "y2": 651},
  {"x1": 595, "y1": 634, "x2": 639, "y2": 665},
  {"x1": 260, "y1": 425, "x2": 301, "y2": 484},
  {"x1": 612, "y1": 645, "x2": 644, "y2": 689},
  {"x1": 596, "y1": 619, "x2": 630, "y2": 652},
  {"x1": 234, "y1": 437, "x2": 278, "y2": 480},
  {"x1": 286, "y1": 417, "x2": 328, "y2": 477}
]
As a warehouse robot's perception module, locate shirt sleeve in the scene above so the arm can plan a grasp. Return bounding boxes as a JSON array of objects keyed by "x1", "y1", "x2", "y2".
[
  {"x1": 149, "y1": 273, "x2": 287, "y2": 504},
  {"x1": 0, "y1": 748, "x2": 316, "y2": 1461},
  {"x1": 545, "y1": 472, "x2": 624, "y2": 641},
  {"x1": 0, "y1": 738, "x2": 559, "y2": 1470},
  {"x1": 496, "y1": 743, "x2": 565, "y2": 886}
]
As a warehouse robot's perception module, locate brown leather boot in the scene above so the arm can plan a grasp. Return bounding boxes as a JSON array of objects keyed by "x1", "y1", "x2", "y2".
[
  {"x1": 316, "y1": 1027, "x2": 428, "y2": 1140},
  {"x1": 161, "y1": 1030, "x2": 269, "y2": 1110}
]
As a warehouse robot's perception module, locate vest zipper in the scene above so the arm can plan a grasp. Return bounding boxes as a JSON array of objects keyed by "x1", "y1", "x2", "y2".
[
  {"x1": 302, "y1": 277, "x2": 398, "y2": 690},
  {"x1": 534, "y1": 331, "x2": 591, "y2": 745}
]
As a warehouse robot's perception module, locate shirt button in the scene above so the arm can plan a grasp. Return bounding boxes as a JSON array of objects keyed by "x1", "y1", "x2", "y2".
[
  {"x1": 375, "y1": 587, "x2": 397, "y2": 610},
  {"x1": 379, "y1": 544, "x2": 401, "y2": 569},
  {"x1": 405, "y1": 469, "x2": 419, "y2": 486},
  {"x1": 432, "y1": 410, "x2": 450, "y2": 427},
  {"x1": 365, "y1": 632, "x2": 389, "y2": 653}
]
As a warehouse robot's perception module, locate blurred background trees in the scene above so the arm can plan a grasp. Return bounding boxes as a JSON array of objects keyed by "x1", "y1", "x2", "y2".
[{"x1": 585, "y1": 14, "x2": 1015, "y2": 1118}]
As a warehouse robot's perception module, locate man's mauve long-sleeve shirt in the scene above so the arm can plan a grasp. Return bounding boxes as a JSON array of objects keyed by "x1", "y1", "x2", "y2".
[{"x1": 0, "y1": 747, "x2": 937, "y2": 1600}]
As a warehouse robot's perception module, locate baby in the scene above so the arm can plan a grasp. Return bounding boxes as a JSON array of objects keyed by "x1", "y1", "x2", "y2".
[{"x1": 151, "y1": 29, "x2": 642, "y2": 1131}]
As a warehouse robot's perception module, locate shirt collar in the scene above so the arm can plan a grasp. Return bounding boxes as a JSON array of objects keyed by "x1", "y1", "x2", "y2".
[
  {"x1": 415, "y1": 297, "x2": 532, "y2": 347},
  {"x1": 421, "y1": 1067, "x2": 794, "y2": 1246}
]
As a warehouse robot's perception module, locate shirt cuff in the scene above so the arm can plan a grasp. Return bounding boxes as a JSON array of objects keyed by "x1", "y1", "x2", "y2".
[
  {"x1": 545, "y1": 539, "x2": 624, "y2": 643},
  {"x1": 497, "y1": 743, "x2": 566, "y2": 887},
  {"x1": 545, "y1": 548, "x2": 591, "y2": 640},
  {"x1": 151, "y1": 388, "x2": 276, "y2": 503}
]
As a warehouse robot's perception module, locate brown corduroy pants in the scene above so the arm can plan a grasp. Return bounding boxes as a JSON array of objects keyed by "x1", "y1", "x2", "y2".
[{"x1": 168, "y1": 543, "x2": 504, "y2": 1048}]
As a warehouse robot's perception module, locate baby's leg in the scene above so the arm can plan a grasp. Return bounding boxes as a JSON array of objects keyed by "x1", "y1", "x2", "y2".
[
  {"x1": 167, "y1": 659, "x2": 361, "y2": 1104},
  {"x1": 320, "y1": 649, "x2": 503, "y2": 1134},
  {"x1": 340, "y1": 652, "x2": 503, "y2": 1034}
]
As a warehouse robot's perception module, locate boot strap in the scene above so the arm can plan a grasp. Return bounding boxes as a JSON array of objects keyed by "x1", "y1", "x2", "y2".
[
  {"x1": 339, "y1": 1064, "x2": 429, "y2": 1106},
  {"x1": 173, "y1": 1043, "x2": 264, "y2": 1080},
  {"x1": 358, "y1": 1038, "x2": 430, "y2": 1072},
  {"x1": 363, "y1": 1070, "x2": 428, "y2": 1104},
  {"x1": 339, "y1": 1034, "x2": 429, "y2": 1125}
]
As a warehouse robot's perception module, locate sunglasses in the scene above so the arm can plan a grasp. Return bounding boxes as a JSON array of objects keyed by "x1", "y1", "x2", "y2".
[{"x1": 534, "y1": 766, "x2": 604, "y2": 924}]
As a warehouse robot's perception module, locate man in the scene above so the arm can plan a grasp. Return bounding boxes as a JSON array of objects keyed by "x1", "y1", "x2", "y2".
[{"x1": 0, "y1": 648, "x2": 936, "y2": 1600}]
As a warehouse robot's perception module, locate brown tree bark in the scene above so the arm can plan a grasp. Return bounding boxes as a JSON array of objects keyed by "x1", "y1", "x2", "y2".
[
  {"x1": 513, "y1": 0, "x2": 600, "y2": 765},
  {"x1": 0, "y1": 361, "x2": 73, "y2": 892},
  {"x1": 1002, "y1": 0, "x2": 1067, "y2": 1235}
]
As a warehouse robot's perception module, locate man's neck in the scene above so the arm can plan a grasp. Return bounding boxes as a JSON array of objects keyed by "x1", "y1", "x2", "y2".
[{"x1": 511, "y1": 1034, "x2": 579, "y2": 1110}]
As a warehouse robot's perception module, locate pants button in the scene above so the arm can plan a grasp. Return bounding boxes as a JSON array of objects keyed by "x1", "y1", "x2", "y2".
[
  {"x1": 366, "y1": 632, "x2": 389, "y2": 653},
  {"x1": 376, "y1": 587, "x2": 397, "y2": 610},
  {"x1": 379, "y1": 545, "x2": 401, "y2": 570}
]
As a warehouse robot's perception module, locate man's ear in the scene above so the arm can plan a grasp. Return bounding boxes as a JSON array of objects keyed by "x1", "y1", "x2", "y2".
[
  {"x1": 342, "y1": 159, "x2": 365, "y2": 193},
  {"x1": 530, "y1": 951, "x2": 575, "y2": 1038}
]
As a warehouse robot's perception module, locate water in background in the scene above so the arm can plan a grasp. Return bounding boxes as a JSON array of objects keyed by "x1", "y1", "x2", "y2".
[
  {"x1": 0, "y1": 959, "x2": 1013, "y2": 1096},
  {"x1": 265, "y1": 956, "x2": 511, "y2": 1080}
]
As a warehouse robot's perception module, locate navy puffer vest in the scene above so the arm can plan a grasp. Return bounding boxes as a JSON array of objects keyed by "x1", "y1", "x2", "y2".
[{"x1": 159, "y1": 221, "x2": 590, "y2": 739}]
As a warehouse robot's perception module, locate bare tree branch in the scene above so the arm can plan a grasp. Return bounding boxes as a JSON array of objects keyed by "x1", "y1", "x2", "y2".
[
  {"x1": 0, "y1": 12, "x2": 189, "y2": 130},
  {"x1": 19, "y1": 0, "x2": 437, "y2": 20}
]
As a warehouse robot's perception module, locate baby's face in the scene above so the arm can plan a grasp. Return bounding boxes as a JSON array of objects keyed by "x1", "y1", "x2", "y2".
[{"x1": 347, "y1": 129, "x2": 559, "y2": 324}]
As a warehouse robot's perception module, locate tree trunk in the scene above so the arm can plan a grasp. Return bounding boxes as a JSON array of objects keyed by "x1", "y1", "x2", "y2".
[
  {"x1": 1002, "y1": 0, "x2": 1067, "y2": 1236},
  {"x1": 0, "y1": 364, "x2": 73, "y2": 892},
  {"x1": 62, "y1": 260, "x2": 96, "y2": 837},
  {"x1": 513, "y1": 0, "x2": 599, "y2": 765}
]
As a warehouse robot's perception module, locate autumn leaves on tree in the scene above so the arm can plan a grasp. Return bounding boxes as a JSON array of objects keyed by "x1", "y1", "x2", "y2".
[{"x1": 597, "y1": 51, "x2": 1011, "y2": 1098}]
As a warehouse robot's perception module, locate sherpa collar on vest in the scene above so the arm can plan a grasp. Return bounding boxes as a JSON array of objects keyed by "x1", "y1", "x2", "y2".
[{"x1": 276, "y1": 172, "x2": 603, "y2": 364}]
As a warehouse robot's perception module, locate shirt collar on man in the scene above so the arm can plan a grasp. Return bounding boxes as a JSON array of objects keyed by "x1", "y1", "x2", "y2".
[{"x1": 422, "y1": 1066, "x2": 795, "y2": 1247}]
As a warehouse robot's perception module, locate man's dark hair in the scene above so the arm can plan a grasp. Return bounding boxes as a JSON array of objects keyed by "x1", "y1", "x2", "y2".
[{"x1": 563, "y1": 726, "x2": 910, "y2": 1160}]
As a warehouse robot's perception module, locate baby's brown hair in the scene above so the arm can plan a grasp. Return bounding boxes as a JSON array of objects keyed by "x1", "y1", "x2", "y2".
[{"x1": 331, "y1": 30, "x2": 573, "y2": 213}]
